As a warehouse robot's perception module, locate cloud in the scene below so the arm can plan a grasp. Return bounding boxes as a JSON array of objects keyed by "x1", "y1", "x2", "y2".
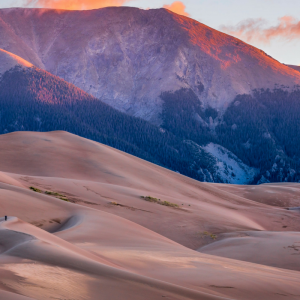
[
  {"x1": 163, "y1": 1, "x2": 189, "y2": 17},
  {"x1": 25, "y1": 0, "x2": 130, "y2": 10},
  {"x1": 221, "y1": 16, "x2": 300, "y2": 44}
]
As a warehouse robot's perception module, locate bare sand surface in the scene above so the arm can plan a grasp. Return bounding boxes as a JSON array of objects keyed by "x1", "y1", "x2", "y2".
[
  {"x1": 198, "y1": 231, "x2": 300, "y2": 271},
  {"x1": 0, "y1": 131, "x2": 300, "y2": 300},
  {"x1": 214, "y1": 183, "x2": 300, "y2": 207}
]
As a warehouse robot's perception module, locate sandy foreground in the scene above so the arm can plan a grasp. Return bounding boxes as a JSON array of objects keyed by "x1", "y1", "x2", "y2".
[{"x1": 0, "y1": 131, "x2": 299, "y2": 300}]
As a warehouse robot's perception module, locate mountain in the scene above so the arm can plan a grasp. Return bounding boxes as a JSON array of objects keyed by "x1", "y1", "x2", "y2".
[
  {"x1": 0, "y1": 48, "x2": 32, "y2": 75},
  {"x1": 0, "y1": 7, "x2": 300, "y2": 124},
  {"x1": 0, "y1": 60, "x2": 178, "y2": 175},
  {"x1": 161, "y1": 87, "x2": 300, "y2": 183},
  {"x1": 0, "y1": 52, "x2": 256, "y2": 184},
  {"x1": 0, "y1": 130, "x2": 300, "y2": 300},
  {"x1": 1, "y1": 8, "x2": 300, "y2": 184},
  {"x1": 288, "y1": 64, "x2": 300, "y2": 73}
]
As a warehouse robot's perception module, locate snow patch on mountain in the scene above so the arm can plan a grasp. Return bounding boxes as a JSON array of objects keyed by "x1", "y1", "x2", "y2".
[{"x1": 202, "y1": 143, "x2": 259, "y2": 184}]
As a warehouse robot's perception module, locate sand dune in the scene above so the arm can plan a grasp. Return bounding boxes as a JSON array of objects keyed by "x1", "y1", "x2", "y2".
[
  {"x1": 198, "y1": 230, "x2": 300, "y2": 271},
  {"x1": 214, "y1": 183, "x2": 300, "y2": 207},
  {"x1": 1, "y1": 182, "x2": 300, "y2": 300},
  {"x1": 0, "y1": 131, "x2": 300, "y2": 299},
  {"x1": 0, "y1": 290, "x2": 35, "y2": 300},
  {"x1": 2, "y1": 131, "x2": 300, "y2": 248},
  {"x1": 0, "y1": 216, "x2": 221, "y2": 300},
  {"x1": 0, "y1": 171, "x2": 25, "y2": 188}
]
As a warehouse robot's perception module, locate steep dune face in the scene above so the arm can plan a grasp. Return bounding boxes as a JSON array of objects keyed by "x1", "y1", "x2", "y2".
[
  {"x1": 0, "y1": 131, "x2": 300, "y2": 299},
  {"x1": 0, "y1": 8, "x2": 299, "y2": 123},
  {"x1": 0, "y1": 48, "x2": 32, "y2": 75}
]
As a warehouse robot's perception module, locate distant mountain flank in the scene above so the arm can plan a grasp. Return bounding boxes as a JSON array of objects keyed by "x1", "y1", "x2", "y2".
[
  {"x1": 0, "y1": 7, "x2": 300, "y2": 123},
  {"x1": 0, "y1": 48, "x2": 32, "y2": 75},
  {"x1": 0, "y1": 57, "x2": 255, "y2": 184}
]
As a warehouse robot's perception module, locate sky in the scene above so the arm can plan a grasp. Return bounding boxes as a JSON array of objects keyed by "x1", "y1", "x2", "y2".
[{"x1": 1, "y1": 0, "x2": 300, "y2": 65}]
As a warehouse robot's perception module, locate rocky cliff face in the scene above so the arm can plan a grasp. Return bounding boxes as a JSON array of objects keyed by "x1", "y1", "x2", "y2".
[{"x1": 0, "y1": 7, "x2": 300, "y2": 123}]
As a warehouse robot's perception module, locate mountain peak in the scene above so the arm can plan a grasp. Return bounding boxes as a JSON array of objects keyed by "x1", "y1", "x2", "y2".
[{"x1": 0, "y1": 7, "x2": 300, "y2": 123}]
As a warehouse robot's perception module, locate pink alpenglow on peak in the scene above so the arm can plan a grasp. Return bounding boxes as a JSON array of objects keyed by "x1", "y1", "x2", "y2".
[{"x1": 25, "y1": 0, "x2": 130, "y2": 10}]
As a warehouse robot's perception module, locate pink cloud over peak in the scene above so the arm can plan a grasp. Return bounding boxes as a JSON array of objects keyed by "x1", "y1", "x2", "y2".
[
  {"x1": 25, "y1": 0, "x2": 130, "y2": 10},
  {"x1": 163, "y1": 1, "x2": 189, "y2": 17},
  {"x1": 221, "y1": 16, "x2": 300, "y2": 44}
]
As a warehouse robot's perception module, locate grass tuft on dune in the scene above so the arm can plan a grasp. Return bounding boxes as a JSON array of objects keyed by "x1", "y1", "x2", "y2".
[
  {"x1": 141, "y1": 196, "x2": 179, "y2": 208},
  {"x1": 30, "y1": 186, "x2": 42, "y2": 193},
  {"x1": 30, "y1": 186, "x2": 69, "y2": 202}
]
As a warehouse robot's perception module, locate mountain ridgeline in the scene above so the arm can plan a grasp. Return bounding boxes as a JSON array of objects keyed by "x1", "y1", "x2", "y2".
[{"x1": 1, "y1": 7, "x2": 300, "y2": 124}]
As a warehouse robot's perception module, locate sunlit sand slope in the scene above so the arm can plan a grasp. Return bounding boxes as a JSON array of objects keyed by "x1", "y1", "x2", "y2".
[
  {"x1": 215, "y1": 183, "x2": 300, "y2": 207},
  {"x1": 0, "y1": 131, "x2": 300, "y2": 299},
  {"x1": 1, "y1": 183, "x2": 300, "y2": 300},
  {"x1": 1, "y1": 131, "x2": 300, "y2": 248},
  {"x1": 198, "y1": 230, "x2": 300, "y2": 271}
]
